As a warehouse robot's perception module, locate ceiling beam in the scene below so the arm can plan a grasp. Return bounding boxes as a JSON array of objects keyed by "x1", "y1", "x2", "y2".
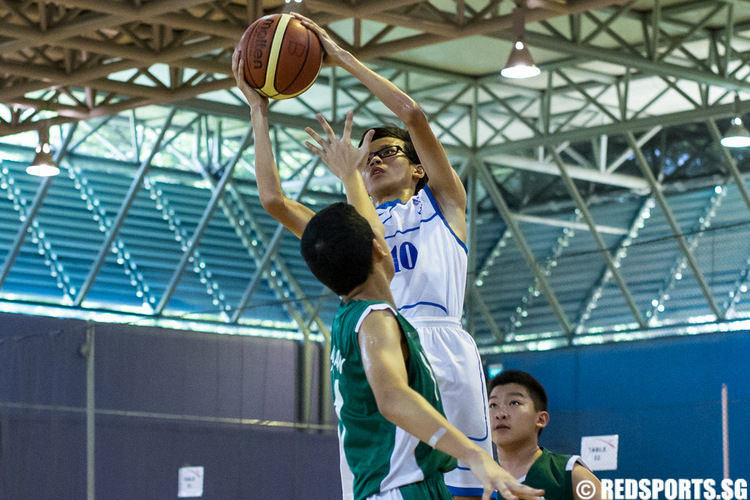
[
  {"x1": 304, "y1": 0, "x2": 750, "y2": 96},
  {"x1": 0, "y1": 0, "x2": 214, "y2": 54},
  {"x1": 484, "y1": 153, "x2": 649, "y2": 189},
  {"x1": 307, "y1": 0, "x2": 630, "y2": 60},
  {"x1": 479, "y1": 99, "x2": 750, "y2": 153},
  {"x1": 513, "y1": 213, "x2": 628, "y2": 235},
  {"x1": 524, "y1": 31, "x2": 750, "y2": 93}
]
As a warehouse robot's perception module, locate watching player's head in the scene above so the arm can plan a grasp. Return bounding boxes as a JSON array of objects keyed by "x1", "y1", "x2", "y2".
[{"x1": 488, "y1": 370, "x2": 550, "y2": 444}]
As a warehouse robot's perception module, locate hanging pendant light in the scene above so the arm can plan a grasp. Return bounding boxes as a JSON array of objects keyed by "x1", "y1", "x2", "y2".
[
  {"x1": 27, "y1": 126, "x2": 60, "y2": 177},
  {"x1": 501, "y1": 3, "x2": 541, "y2": 79}
]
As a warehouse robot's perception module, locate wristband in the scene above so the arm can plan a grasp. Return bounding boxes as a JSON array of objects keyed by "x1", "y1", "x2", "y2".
[{"x1": 427, "y1": 427, "x2": 447, "y2": 448}]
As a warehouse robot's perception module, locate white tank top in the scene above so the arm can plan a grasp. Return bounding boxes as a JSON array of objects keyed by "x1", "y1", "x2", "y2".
[{"x1": 377, "y1": 186, "x2": 467, "y2": 321}]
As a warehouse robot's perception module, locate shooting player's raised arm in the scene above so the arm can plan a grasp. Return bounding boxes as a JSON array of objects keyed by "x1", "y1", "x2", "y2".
[{"x1": 232, "y1": 49, "x2": 314, "y2": 239}]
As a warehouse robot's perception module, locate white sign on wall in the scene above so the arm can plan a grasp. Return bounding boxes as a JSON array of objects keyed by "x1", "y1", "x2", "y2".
[
  {"x1": 581, "y1": 434, "x2": 619, "y2": 471},
  {"x1": 178, "y1": 466, "x2": 204, "y2": 498}
]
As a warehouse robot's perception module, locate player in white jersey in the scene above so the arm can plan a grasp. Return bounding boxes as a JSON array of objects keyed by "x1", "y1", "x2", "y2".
[
  {"x1": 370, "y1": 149, "x2": 493, "y2": 499},
  {"x1": 294, "y1": 13, "x2": 493, "y2": 500}
]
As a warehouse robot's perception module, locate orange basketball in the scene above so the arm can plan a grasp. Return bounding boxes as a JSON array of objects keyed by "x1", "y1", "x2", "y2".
[{"x1": 238, "y1": 13, "x2": 323, "y2": 100}]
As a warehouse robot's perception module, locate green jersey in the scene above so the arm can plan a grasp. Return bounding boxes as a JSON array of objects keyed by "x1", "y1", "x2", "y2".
[
  {"x1": 330, "y1": 300, "x2": 456, "y2": 500},
  {"x1": 498, "y1": 448, "x2": 585, "y2": 500}
]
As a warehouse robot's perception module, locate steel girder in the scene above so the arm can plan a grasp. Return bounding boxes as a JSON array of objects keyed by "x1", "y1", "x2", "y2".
[
  {"x1": 4, "y1": 87, "x2": 750, "y2": 353},
  {"x1": 0, "y1": 0, "x2": 749, "y2": 139},
  {"x1": 4, "y1": 0, "x2": 750, "y2": 360}
]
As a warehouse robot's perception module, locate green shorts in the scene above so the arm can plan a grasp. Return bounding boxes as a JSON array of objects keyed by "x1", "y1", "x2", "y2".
[{"x1": 395, "y1": 472, "x2": 453, "y2": 500}]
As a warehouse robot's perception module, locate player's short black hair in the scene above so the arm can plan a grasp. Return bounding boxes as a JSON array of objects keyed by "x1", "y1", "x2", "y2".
[
  {"x1": 300, "y1": 202, "x2": 375, "y2": 296},
  {"x1": 360, "y1": 124, "x2": 429, "y2": 195},
  {"x1": 489, "y1": 370, "x2": 548, "y2": 436},
  {"x1": 489, "y1": 369, "x2": 548, "y2": 413}
]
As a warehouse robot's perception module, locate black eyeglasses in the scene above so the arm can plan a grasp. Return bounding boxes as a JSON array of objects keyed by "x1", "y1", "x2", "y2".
[{"x1": 367, "y1": 145, "x2": 405, "y2": 163}]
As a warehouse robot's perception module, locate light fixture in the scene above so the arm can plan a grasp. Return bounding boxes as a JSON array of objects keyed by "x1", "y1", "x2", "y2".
[
  {"x1": 501, "y1": 4, "x2": 541, "y2": 79},
  {"x1": 721, "y1": 95, "x2": 750, "y2": 148},
  {"x1": 26, "y1": 126, "x2": 60, "y2": 177}
]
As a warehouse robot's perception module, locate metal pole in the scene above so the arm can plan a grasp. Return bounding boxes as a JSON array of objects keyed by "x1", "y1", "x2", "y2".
[
  {"x1": 465, "y1": 83, "x2": 479, "y2": 336},
  {"x1": 722, "y1": 383, "x2": 729, "y2": 480},
  {"x1": 84, "y1": 323, "x2": 96, "y2": 500}
]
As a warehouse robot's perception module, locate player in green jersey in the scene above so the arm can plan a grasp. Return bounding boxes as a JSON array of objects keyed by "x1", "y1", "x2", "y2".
[
  {"x1": 489, "y1": 370, "x2": 603, "y2": 500},
  {"x1": 301, "y1": 202, "x2": 545, "y2": 500}
]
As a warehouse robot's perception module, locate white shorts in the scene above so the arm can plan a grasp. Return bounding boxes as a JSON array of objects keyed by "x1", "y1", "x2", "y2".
[{"x1": 410, "y1": 316, "x2": 492, "y2": 497}]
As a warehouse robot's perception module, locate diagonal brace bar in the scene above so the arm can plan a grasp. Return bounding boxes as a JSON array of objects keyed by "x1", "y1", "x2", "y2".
[
  {"x1": 0, "y1": 179, "x2": 52, "y2": 288},
  {"x1": 626, "y1": 131, "x2": 723, "y2": 319},
  {"x1": 0, "y1": 123, "x2": 77, "y2": 289},
  {"x1": 75, "y1": 108, "x2": 177, "y2": 306},
  {"x1": 154, "y1": 125, "x2": 252, "y2": 315},
  {"x1": 230, "y1": 160, "x2": 319, "y2": 323},
  {"x1": 477, "y1": 162, "x2": 573, "y2": 339},
  {"x1": 470, "y1": 287, "x2": 504, "y2": 344},
  {"x1": 551, "y1": 149, "x2": 647, "y2": 328}
]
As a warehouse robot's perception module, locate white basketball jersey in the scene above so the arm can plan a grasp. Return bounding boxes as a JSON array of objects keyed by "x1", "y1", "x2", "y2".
[{"x1": 377, "y1": 186, "x2": 467, "y2": 320}]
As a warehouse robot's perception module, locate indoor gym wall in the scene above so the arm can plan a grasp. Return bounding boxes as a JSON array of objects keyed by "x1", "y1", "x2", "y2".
[{"x1": 2, "y1": 313, "x2": 749, "y2": 498}]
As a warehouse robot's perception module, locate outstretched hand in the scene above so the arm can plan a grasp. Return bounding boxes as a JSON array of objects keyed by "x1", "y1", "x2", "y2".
[
  {"x1": 291, "y1": 12, "x2": 348, "y2": 67},
  {"x1": 231, "y1": 49, "x2": 268, "y2": 110},
  {"x1": 305, "y1": 111, "x2": 373, "y2": 182},
  {"x1": 469, "y1": 452, "x2": 545, "y2": 500}
]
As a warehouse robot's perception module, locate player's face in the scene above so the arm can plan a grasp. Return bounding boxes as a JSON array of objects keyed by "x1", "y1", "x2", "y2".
[
  {"x1": 361, "y1": 137, "x2": 422, "y2": 200},
  {"x1": 488, "y1": 383, "x2": 547, "y2": 448}
]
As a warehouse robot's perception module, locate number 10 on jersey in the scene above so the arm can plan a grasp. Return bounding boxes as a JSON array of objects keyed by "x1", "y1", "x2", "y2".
[{"x1": 390, "y1": 242, "x2": 418, "y2": 273}]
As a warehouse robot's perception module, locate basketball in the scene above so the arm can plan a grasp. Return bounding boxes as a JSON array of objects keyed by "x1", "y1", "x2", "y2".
[{"x1": 238, "y1": 13, "x2": 323, "y2": 100}]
